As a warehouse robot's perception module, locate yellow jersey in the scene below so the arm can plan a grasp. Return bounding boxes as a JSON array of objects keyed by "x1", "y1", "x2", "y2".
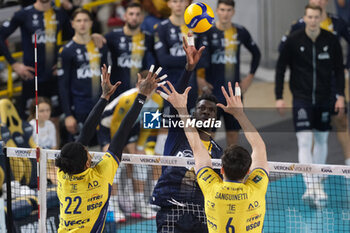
[
  {"x1": 57, "y1": 151, "x2": 119, "y2": 232},
  {"x1": 197, "y1": 167, "x2": 269, "y2": 233}
]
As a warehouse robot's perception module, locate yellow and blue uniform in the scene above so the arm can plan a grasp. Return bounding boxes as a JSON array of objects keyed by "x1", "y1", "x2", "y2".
[
  {"x1": 200, "y1": 24, "x2": 261, "y2": 104},
  {"x1": 57, "y1": 40, "x2": 107, "y2": 119},
  {"x1": 105, "y1": 28, "x2": 154, "y2": 98},
  {"x1": 197, "y1": 167, "x2": 269, "y2": 233},
  {"x1": 57, "y1": 151, "x2": 119, "y2": 233},
  {"x1": 57, "y1": 93, "x2": 147, "y2": 232},
  {"x1": 0, "y1": 5, "x2": 72, "y2": 117}
]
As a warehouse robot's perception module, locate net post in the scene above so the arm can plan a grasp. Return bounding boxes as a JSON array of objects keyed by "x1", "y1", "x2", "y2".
[{"x1": 4, "y1": 147, "x2": 14, "y2": 233}]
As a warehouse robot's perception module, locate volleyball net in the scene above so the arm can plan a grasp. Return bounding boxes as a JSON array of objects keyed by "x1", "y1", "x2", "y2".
[{"x1": 1, "y1": 147, "x2": 350, "y2": 233}]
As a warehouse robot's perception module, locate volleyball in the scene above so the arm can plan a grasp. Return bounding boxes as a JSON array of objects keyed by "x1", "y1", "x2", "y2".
[{"x1": 184, "y1": 2, "x2": 215, "y2": 33}]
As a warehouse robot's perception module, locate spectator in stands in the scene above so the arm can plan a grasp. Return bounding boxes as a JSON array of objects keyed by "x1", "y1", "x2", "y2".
[
  {"x1": 55, "y1": 64, "x2": 160, "y2": 232},
  {"x1": 28, "y1": 97, "x2": 57, "y2": 149},
  {"x1": 105, "y1": 2, "x2": 154, "y2": 99},
  {"x1": 275, "y1": 4, "x2": 345, "y2": 208},
  {"x1": 335, "y1": 0, "x2": 350, "y2": 24},
  {"x1": 57, "y1": 8, "x2": 107, "y2": 142},
  {"x1": 279, "y1": 0, "x2": 350, "y2": 166},
  {"x1": 199, "y1": 0, "x2": 261, "y2": 146}
]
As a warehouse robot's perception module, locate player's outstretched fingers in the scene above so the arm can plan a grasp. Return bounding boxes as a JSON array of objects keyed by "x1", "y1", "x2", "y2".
[
  {"x1": 157, "y1": 90, "x2": 169, "y2": 100},
  {"x1": 157, "y1": 81, "x2": 166, "y2": 87},
  {"x1": 228, "y1": 82, "x2": 234, "y2": 98},
  {"x1": 156, "y1": 74, "x2": 167, "y2": 82},
  {"x1": 221, "y1": 86, "x2": 230, "y2": 102},
  {"x1": 159, "y1": 83, "x2": 171, "y2": 95},
  {"x1": 183, "y1": 86, "x2": 192, "y2": 98},
  {"x1": 148, "y1": 64, "x2": 155, "y2": 78},
  {"x1": 183, "y1": 36, "x2": 188, "y2": 49},
  {"x1": 166, "y1": 81, "x2": 176, "y2": 93},
  {"x1": 234, "y1": 82, "x2": 241, "y2": 97}
]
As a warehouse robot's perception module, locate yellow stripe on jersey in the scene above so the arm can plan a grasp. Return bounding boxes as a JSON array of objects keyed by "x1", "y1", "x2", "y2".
[
  {"x1": 224, "y1": 26, "x2": 238, "y2": 83},
  {"x1": 320, "y1": 17, "x2": 334, "y2": 33},
  {"x1": 57, "y1": 151, "x2": 119, "y2": 233},
  {"x1": 44, "y1": 8, "x2": 57, "y2": 70},
  {"x1": 86, "y1": 40, "x2": 102, "y2": 100},
  {"x1": 131, "y1": 32, "x2": 146, "y2": 86},
  {"x1": 197, "y1": 167, "x2": 268, "y2": 233}
]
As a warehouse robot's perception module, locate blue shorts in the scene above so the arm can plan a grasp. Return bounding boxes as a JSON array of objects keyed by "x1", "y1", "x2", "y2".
[{"x1": 292, "y1": 99, "x2": 332, "y2": 132}]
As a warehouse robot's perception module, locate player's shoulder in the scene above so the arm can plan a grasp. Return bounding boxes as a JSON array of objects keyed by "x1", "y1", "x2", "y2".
[
  {"x1": 106, "y1": 28, "x2": 124, "y2": 38},
  {"x1": 14, "y1": 5, "x2": 33, "y2": 17},
  {"x1": 61, "y1": 40, "x2": 77, "y2": 54},
  {"x1": 156, "y1": 19, "x2": 171, "y2": 30},
  {"x1": 328, "y1": 12, "x2": 341, "y2": 21},
  {"x1": 142, "y1": 30, "x2": 152, "y2": 37},
  {"x1": 232, "y1": 23, "x2": 246, "y2": 31},
  {"x1": 246, "y1": 168, "x2": 269, "y2": 183},
  {"x1": 160, "y1": 19, "x2": 170, "y2": 26}
]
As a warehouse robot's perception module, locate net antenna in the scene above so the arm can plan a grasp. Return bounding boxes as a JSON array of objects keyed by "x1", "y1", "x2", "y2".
[{"x1": 34, "y1": 33, "x2": 47, "y2": 233}]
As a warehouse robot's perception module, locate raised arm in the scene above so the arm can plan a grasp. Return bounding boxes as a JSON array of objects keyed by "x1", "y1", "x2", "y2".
[
  {"x1": 108, "y1": 66, "x2": 163, "y2": 160},
  {"x1": 76, "y1": 65, "x2": 121, "y2": 145},
  {"x1": 168, "y1": 34, "x2": 205, "y2": 115},
  {"x1": 217, "y1": 82, "x2": 268, "y2": 174},
  {"x1": 158, "y1": 81, "x2": 211, "y2": 173}
]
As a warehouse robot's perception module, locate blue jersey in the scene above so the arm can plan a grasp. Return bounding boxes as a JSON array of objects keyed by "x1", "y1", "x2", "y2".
[
  {"x1": 200, "y1": 24, "x2": 260, "y2": 103},
  {"x1": 279, "y1": 13, "x2": 350, "y2": 68},
  {"x1": 105, "y1": 28, "x2": 154, "y2": 96},
  {"x1": 151, "y1": 69, "x2": 223, "y2": 207},
  {"x1": 0, "y1": 5, "x2": 72, "y2": 82},
  {"x1": 57, "y1": 40, "x2": 107, "y2": 116},
  {"x1": 151, "y1": 126, "x2": 223, "y2": 207}
]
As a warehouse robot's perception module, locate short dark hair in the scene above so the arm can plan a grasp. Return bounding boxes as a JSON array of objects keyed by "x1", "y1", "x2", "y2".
[
  {"x1": 196, "y1": 93, "x2": 218, "y2": 105},
  {"x1": 71, "y1": 8, "x2": 93, "y2": 21},
  {"x1": 55, "y1": 142, "x2": 87, "y2": 175},
  {"x1": 125, "y1": 2, "x2": 142, "y2": 11},
  {"x1": 304, "y1": 4, "x2": 322, "y2": 15},
  {"x1": 221, "y1": 144, "x2": 252, "y2": 181},
  {"x1": 217, "y1": 0, "x2": 235, "y2": 8}
]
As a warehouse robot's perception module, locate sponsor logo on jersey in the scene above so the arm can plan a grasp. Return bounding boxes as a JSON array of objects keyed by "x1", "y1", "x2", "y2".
[
  {"x1": 87, "y1": 201, "x2": 103, "y2": 211},
  {"x1": 88, "y1": 180, "x2": 100, "y2": 190},
  {"x1": 88, "y1": 194, "x2": 103, "y2": 203},
  {"x1": 246, "y1": 221, "x2": 261, "y2": 231},
  {"x1": 252, "y1": 175, "x2": 262, "y2": 183},
  {"x1": 248, "y1": 201, "x2": 260, "y2": 211},
  {"x1": 211, "y1": 51, "x2": 237, "y2": 64},
  {"x1": 62, "y1": 218, "x2": 90, "y2": 227},
  {"x1": 227, "y1": 203, "x2": 236, "y2": 214},
  {"x1": 247, "y1": 214, "x2": 261, "y2": 222},
  {"x1": 32, "y1": 30, "x2": 56, "y2": 44},
  {"x1": 117, "y1": 53, "x2": 143, "y2": 68},
  {"x1": 169, "y1": 43, "x2": 186, "y2": 56},
  {"x1": 76, "y1": 64, "x2": 100, "y2": 79}
]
